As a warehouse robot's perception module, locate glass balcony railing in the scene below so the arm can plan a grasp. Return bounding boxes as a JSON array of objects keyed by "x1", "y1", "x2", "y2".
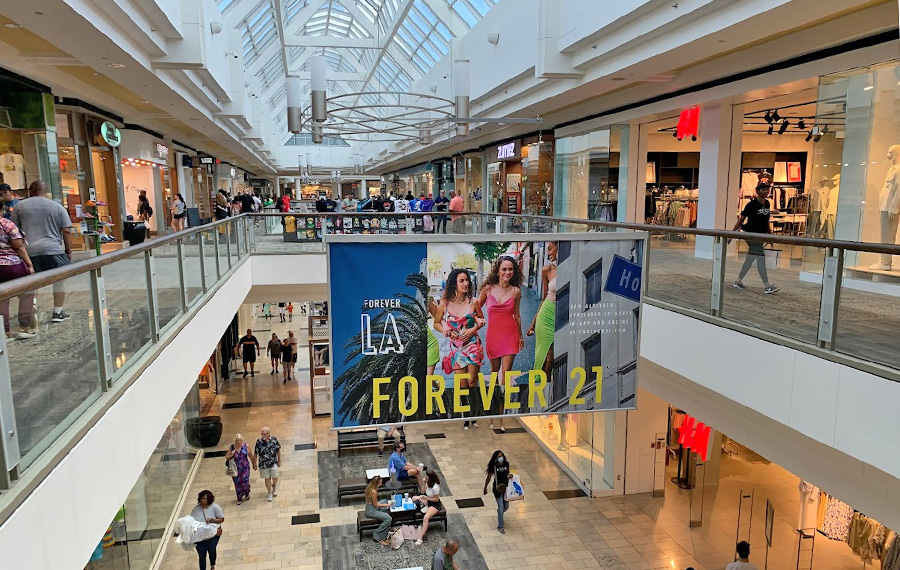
[{"x1": 2, "y1": 210, "x2": 898, "y2": 525}]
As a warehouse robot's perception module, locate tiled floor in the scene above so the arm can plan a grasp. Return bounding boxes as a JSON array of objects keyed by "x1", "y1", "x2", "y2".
[{"x1": 157, "y1": 312, "x2": 873, "y2": 570}]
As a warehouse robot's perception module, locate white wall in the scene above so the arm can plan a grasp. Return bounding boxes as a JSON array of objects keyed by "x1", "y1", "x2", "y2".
[
  {"x1": 0, "y1": 261, "x2": 253, "y2": 570},
  {"x1": 640, "y1": 304, "x2": 900, "y2": 512}
]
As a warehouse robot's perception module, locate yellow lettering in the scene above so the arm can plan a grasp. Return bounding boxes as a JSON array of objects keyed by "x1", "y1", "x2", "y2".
[
  {"x1": 426, "y1": 375, "x2": 446, "y2": 415},
  {"x1": 398, "y1": 376, "x2": 418, "y2": 417},
  {"x1": 373, "y1": 377, "x2": 391, "y2": 419},
  {"x1": 569, "y1": 367, "x2": 587, "y2": 405},
  {"x1": 477, "y1": 372, "x2": 497, "y2": 411},
  {"x1": 528, "y1": 369, "x2": 548, "y2": 408},
  {"x1": 592, "y1": 366, "x2": 604, "y2": 405},
  {"x1": 453, "y1": 374, "x2": 470, "y2": 413},
  {"x1": 503, "y1": 371, "x2": 521, "y2": 410}
]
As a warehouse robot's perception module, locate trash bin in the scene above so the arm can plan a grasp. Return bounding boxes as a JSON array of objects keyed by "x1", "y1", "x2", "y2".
[{"x1": 123, "y1": 221, "x2": 146, "y2": 246}]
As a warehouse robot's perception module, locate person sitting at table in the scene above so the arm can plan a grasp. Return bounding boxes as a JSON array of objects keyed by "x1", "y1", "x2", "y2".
[
  {"x1": 388, "y1": 441, "x2": 425, "y2": 492},
  {"x1": 413, "y1": 469, "x2": 443, "y2": 546},
  {"x1": 364, "y1": 476, "x2": 393, "y2": 546}
]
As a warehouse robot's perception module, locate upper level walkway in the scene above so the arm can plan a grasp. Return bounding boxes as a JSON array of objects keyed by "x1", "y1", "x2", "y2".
[{"x1": 1, "y1": 212, "x2": 899, "y2": 569}]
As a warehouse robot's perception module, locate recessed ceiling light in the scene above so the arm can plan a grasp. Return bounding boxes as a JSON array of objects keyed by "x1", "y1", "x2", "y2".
[
  {"x1": 5, "y1": 23, "x2": 23, "y2": 29},
  {"x1": 108, "y1": 63, "x2": 125, "y2": 68},
  {"x1": 92, "y1": 72, "x2": 101, "y2": 76}
]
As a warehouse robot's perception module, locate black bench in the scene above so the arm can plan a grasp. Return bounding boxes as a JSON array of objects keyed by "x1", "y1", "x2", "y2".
[
  {"x1": 338, "y1": 476, "x2": 419, "y2": 505},
  {"x1": 337, "y1": 428, "x2": 405, "y2": 457},
  {"x1": 357, "y1": 504, "x2": 448, "y2": 540}
]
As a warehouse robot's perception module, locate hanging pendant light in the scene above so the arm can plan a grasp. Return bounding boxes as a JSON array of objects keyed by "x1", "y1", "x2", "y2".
[{"x1": 453, "y1": 59, "x2": 471, "y2": 138}]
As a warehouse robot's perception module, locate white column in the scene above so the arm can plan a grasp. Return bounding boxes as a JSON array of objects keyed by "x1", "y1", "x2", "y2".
[
  {"x1": 696, "y1": 101, "x2": 743, "y2": 258},
  {"x1": 620, "y1": 122, "x2": 648, "y2": 224}
]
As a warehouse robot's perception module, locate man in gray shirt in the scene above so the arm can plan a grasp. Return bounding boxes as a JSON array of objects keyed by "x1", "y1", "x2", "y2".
[
  {"x1": 433, "y1": 539, "x2": 464, "y2": 570},
  {"x1": 11, "y1": 181, "x2": 73, "y2": 322}
]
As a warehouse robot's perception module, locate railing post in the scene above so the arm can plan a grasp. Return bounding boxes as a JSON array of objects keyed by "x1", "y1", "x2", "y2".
[
  {"x1": 406, "y1": 216, "x2": 412, "y2": 234},
  {"x1": 0, "y1": 320, "x2": 21, "y2": 490},
  {"x1": 321, "y1": 215, "x2": 328, "y2": 245},
  {"x1": 176, "y1": 239, "x2": 188, "y2": 312},
  {"x1": 198, "y1": 233, "x2": 208, "y2": 293},
  {"x1": 710, "y1": 236, "x2": 727, "y2": 316},
  {"x1": 224, "y1": 222, "x2": 233, "y2": 269},
  {"x1": 495, "y1": 215, "x2": 501, "y2": 234},
  {"x1": 818, "y1": 247, "x2": 844, "y2": 350},
  {"x1": 235, "y1": 219, "x2": 243, "y2": 258},
  {"x1": 213, "y1": 227, "x2": 222, "y2": 280},
  {"x1": 90, "y1": 268, "x2": 113, "y2": 390},
  {"x1": 249, "y1": 216, "x2": 256, "y2": 252},
  {"x1": 144, "y1": 249, "x2": 160, "y2": 343}
]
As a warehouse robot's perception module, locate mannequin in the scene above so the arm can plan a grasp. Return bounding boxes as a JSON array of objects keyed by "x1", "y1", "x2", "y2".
[
  {"x1": 825, "y1": 173, "x2": 840, "y2": 239},
  {"x1": 869, "y1": 144, "x2": 900, "y2": 271},
  {"x1": 798, "y1": 480, "x2": 820, "y2": 531},
  {"x1": 808, "y1": 177, "x2": 830, "y2": 238}
]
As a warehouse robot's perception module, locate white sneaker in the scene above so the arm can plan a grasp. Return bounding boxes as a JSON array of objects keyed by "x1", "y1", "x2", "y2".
[
  {"x1": 267, "y1": 493, "x2": 273, "y2": 502},
  {"x1": 464, "y1": 425, "x2": 469, "y2": 431},
  {"x1": 868, "y1": 262, "x2": 892, "y2": 271},
  {"x1": 273, "y1": 486, "x2": 278, "y2": 497}
]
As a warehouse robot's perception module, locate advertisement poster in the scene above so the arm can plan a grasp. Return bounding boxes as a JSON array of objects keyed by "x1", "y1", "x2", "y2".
[{"x1": 328, "y1": 234, "x2": 645, "y2": 429}]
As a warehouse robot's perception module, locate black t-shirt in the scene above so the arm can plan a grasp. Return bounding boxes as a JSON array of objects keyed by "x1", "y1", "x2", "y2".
[
  {"x1": 239, "y1": 335, "x2": 259, "y2": 351},
  {"x1": 492, "y1": 462, "x2": 510, "y2": 497},
  {"x1": 280, "y1": 344, "x2": 293, "y2": 360},
  {"x1": 435, "y1": 197, "x2": 449, "y2": 212},
  {"x1": 741, "y1": 199, "x2": 771, "y2": 234},
  {"x1": 240, "y1": 194, "x2": 254, "y2": 213}
]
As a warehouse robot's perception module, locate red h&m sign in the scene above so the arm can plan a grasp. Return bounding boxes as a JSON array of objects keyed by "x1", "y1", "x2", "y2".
[
  {"x1": 677, "y1": 415, "x2": 711, "y2": 461},
  {"x1": 676, "y1": 107, "x2": 700, "y2": 141}
]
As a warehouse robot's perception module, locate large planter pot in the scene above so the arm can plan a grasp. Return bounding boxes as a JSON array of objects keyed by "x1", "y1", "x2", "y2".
[{"x1": 185, "y1": 416, "x2": 223, "y2": 448}]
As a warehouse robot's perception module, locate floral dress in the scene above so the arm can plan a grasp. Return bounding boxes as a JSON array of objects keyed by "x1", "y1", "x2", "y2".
[
  {"x1": 230, "y1": 443, "x2": 251, "y2": 501},
  {"x1": 446, "y1": 301, "x2": 484, "y2": 368}
]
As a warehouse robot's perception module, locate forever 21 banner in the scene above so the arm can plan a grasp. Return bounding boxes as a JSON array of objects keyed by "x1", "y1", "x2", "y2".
[{"x1": 326, "y1": 233, "x2": 646, "y2": 429}]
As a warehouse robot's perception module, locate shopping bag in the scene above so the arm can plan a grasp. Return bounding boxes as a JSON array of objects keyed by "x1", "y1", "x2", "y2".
[
  {"x1": 763, "y1": 246, "x2": 781, "y2": 270},
  {"x1": 505, "y1": 473, "x2": 524, "y2": 501},
  {"x1": 389, "y1": 529, "x2": 404, "y2": 549}
]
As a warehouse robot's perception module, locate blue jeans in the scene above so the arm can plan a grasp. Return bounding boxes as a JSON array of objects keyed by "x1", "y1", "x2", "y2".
[
  {"x1": 495, "y1": 494, "x2": 510, "y2": 528},
  {"x1": 195, "y1": 534, "x2": 220, "y2": 570}
]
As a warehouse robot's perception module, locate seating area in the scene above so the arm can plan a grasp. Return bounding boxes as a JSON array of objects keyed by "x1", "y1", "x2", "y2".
[
  {"x1": 337, "y1": 428, "x2": 406, "y2": 457},
  {"x1": 337, "y1": 476, "x2": 419, "y2": 505},
  {"x1": 356, "y1": 503, "x2": 448, "y2": 541}
]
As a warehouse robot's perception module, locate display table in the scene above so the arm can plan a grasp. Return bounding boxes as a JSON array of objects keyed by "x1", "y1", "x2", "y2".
[{"x1": 366, "y1": 468, "x2": 390, "y2": 480}]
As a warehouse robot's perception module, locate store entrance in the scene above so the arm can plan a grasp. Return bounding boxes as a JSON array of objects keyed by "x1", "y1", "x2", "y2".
[{"x1": 663, "y1": 411, "x2": 894, "y2": 569}]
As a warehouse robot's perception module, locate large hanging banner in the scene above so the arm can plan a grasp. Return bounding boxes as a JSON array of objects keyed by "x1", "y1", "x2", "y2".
[{"x1": 327, "y1": 233, "x2": 646, "y2": 429}]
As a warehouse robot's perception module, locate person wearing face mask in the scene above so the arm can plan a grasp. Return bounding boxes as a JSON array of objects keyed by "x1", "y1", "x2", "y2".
[
  {"x1": 388, "y1": 441, "x2": 425, "y2": 493},
  {"x1": 484, "y1": 449, "x2": 511, "y2": 534}
]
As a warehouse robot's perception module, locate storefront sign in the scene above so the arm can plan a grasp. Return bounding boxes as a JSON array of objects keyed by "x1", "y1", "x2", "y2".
[
  {"x1": 495, "y1": 140, "x2": 520, "y2": 161},
  {"x1": 675, "y1": 107, "x2": 700, "y2": 141},
  {"x1": 677, "y1": 415, "x2": 711, "y2": 461},
  {"x1": 327, "y1": 234, "x2": 646, "y2": 429},
  {"x1": 198, "y1": 156, "x2": 214, "y2": 165},
  {"x1": 156, "y1": 143, "x2": 169, "y2": 160},
  {"x1": 604, "y1": 255, "x2": 642, "y2": 303},
  {"x1": 98, "y1": 122, "x2": 121, "y2": 147}
]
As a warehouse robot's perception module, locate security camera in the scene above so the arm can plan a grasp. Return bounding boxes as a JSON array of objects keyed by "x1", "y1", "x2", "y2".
[{"x1": 226, "y1": 51, "x2": 239, "y2": 59}]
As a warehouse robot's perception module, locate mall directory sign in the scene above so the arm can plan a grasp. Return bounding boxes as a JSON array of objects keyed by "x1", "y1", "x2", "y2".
[{"x1": 326, "y1": 233, "x2": 646, "y2": 429}]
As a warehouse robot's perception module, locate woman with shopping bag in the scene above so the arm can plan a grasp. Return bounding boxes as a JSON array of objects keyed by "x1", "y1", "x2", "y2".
[{"x1": 483, "y1": 449, "x2": 513, "y2": 534}]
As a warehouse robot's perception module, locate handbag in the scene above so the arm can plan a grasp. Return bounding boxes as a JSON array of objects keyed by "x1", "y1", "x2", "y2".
[
  {"x1": 225, "y1": 457, "x2": 237, "y2": 478},
  {"x1": 388, "y1": 528, "x2": 404, "y2": 550},
  {"x1": 505, "y1": 473, "x2": 524, "y2": 502},
  {"x1": 442, "y1": 354, "x2": 453, "y2": 375}
]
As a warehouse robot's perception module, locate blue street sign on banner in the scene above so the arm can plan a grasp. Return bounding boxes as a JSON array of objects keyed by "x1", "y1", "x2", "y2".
[{"x1": 604, "y1": 255, "x2": 642, "y2": 303}]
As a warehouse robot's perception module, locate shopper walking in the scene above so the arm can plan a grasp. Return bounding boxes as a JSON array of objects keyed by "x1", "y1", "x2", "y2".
[
  {"x1": 171, "y1": 193, "x2": 187, "y2": 231},
  {"x1": 733, "y1": 182, "x2": 779, "y2": 294},
  {"x1": 190, "y1": 490, "x2": 224, "y2": 570},
  {"x1": 364, "y1": 476, "x2": 393, "y2": 546},
  {"x1": 137, "y1": 194, "x2": 153, "y2": 238},
  {"x1": 484, "y1": 449, "x2": 511, "y2": 534},
  {"x1": 215, "y1": 190, "x2": 229, "y2": 220},
  {"x1": 434, "y1": 190, "x2": 450, "y2": 234},
  {"x1": 287, "y1": 302, "x2": 294, "y2": 322},
  {"x1": 278, "y1": 301, "x2": 286, "y2": 322},
  {"x1": 267, "y1": 332, "x2": 281, "y2": 374},
  {"x1": 287, "y1": 329, "x2": 299, "y2": 376},
  {"x1": 0, "y1": 216, "x2": 36, "y2": 339},
  {"x1": 725, "y1": 541, "x2": 759, "y2": 570},
  {"x1": 449, "y1": 191, "x2": 465, "y2": 233},
  {"x1": 225, "y1": 435, "x2": 251, "y2": 504},
  {"x1": 11, "y1": 181, "x2": 73, "y2": 322},
  {"x1": 251, "y1": 427, "x2": 281, "y2": 502},
  {"x1": 433, "y1": 540, "x2": 464, "y2": 570},
  {"x1": 237, "y1": 328, "x2": 260, "y2": 377},
  {"x1": 280, "y1": 337, "x2": 294, "y2": 383}
]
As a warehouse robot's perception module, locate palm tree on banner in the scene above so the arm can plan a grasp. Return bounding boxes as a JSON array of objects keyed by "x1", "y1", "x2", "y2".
[
  {"x1": 472, "y1": 241, "x2": 511, "y2": 286},
  {"x1": 334, "y1": 272, "x2": 430, "y2": 426}
]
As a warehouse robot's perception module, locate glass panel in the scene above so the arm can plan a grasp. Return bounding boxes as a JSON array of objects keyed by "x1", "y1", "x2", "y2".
[
  {"x1": 646, "y1": 231, "x2": 712, "y2": 313},
  {"x1": 8, "y1": 273, "x2": 101, "y2": 469},
  {"x1": 153, "y1": 242, "x2": 183, "y2": 331},
  {"x1": 229, "y1": 220, "x2": 239, "y2": 267},
  {"x1": 722, "y1": 239, "x2": 824, "y2": 345},
  {"x1": 184, "y1": 235, "x2": 204, "y2": 306},
  {"x1": 203, "y1": 230, "x2": 219, "y2": 285},
  {"x1": 218, "y1": 225, "x2": 230, "y2": 273},
  {"x1": 835, "y1": 274, "x2": 900, "y2": 369},
  {"x1": 105, "y1": 253, "x2": 153, "y2": 377}
]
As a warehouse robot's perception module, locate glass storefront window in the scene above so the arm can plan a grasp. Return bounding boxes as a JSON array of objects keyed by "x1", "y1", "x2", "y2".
[{"x1": 455, "y1": 154, "x2": 483, "y2": 212}]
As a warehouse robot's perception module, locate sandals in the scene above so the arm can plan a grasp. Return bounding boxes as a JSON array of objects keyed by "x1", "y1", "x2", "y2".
[
  {"x1": 378, "y1": 539, "x2": 391, "y2": 546},
  {"x1": 414, "y1": 539, "x2": 423, "y2": 546}
]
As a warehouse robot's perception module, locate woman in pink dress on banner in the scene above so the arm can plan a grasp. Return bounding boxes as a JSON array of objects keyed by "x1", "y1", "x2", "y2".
[
  {"x1": 434, "y1": 268, "x2": 485, "y2": 430},
  {"x1": 477, "y1": 255, "x2": 524, "y2": 431}
]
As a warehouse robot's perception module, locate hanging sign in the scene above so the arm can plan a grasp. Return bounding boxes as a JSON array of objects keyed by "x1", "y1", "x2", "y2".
[
  {"x1": 494, "y1": 140, "x2": 521, "y2": 162},
  {"x1": 98, "y1": 122, "x2": 121, "y2": 147},
  {"x1": 675, "y1": 107, "x2": 700, "y2": 141},
  {"x1": 677, "y1": 414, "x2": 711, "y2": 461}
]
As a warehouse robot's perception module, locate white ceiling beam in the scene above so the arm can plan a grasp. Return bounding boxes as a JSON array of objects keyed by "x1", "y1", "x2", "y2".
[
  {"x1": 244, "y1": 40, "x2": 283, "y2": 76},
  {"x1": 296, "y1": 71, "x2": 365, "y2": 81},
  {"x1": 272, "y1": 0, "x2": 290, "y2": 79},
  {"x1": 334, "y1": 0, "x2": 378, "y2": 36},
  {"x1": 419, "y1": 0, "x2": 470, "y2": 37},
  {"x1": 225, "y1": 0, "x2": 269, "y2": 29},
  {"x1": 352, "y1": 0, "x2": 415, "y2": 105},
  {"x1": 281, "y1": 0, "x2": 330, "y2": 38},
  {"x1": 283, "y1": 36, "x2": 380, "y2": 49}
]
